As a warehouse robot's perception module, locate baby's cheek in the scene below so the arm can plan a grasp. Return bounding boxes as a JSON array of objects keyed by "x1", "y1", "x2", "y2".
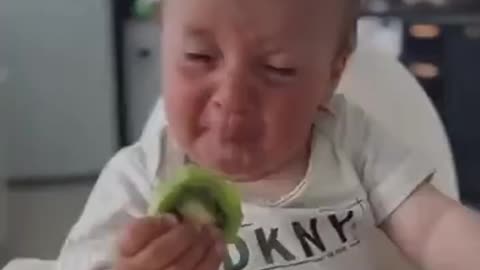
[
  {"x1": 165, "y1": 89, "x2": 201, "y2": 137},
  {"x1": 265, "y1": 107, "x2": 314, "y2": 150}
]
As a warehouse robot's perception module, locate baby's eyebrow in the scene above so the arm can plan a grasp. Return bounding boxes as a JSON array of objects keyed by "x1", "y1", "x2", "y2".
[{"x1": 183, "y1": 26, "x2": 212, "y2": 39}]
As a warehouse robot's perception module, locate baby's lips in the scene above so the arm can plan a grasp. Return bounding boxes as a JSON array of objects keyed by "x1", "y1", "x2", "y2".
[{"x1": 205, "y1": 113, "x2": 260, "y2": 140}]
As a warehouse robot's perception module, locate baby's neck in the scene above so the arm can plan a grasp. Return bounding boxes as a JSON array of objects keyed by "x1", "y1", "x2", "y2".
[
  {"x1": 258, "y1": 133, "x2": 312, "y2": 183},
  {"x1": 235, "y1": 145, "x2": 311, "y2": 204},
  {"x1": 261, "y1": 154, "x2": 309, "y2": 183}
]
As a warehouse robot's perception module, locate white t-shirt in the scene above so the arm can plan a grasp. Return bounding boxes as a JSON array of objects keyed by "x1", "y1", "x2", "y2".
[{"x1": 57, "y1": 94, "x2": 434, "y2": 270}]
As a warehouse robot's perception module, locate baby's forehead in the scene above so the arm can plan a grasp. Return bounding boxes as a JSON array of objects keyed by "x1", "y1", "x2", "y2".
[{"x1": 164, "y1": 0, "x2": 343, "y2": 42}]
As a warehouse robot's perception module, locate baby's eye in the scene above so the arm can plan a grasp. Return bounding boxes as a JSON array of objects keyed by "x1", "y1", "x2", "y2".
[
  {"x1": 185, "y1": 52, "x2": 214, "y2": 64},
  {"x1": 265, "y1": 65, "x2": 297, "y2": 78}
]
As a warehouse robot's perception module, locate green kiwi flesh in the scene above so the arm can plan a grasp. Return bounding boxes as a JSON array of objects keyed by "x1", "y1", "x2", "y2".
[{"x1": 148, "y1": 165, "x2": 243, "y2": 243}]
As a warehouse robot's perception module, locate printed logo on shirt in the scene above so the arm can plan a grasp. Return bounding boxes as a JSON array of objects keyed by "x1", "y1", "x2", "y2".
[{"x1": 223, "y1": 199, "x2": 371, "y2": 270}]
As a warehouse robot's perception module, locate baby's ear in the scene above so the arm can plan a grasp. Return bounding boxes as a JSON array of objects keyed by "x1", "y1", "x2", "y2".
[{"x1": 329, "y1": 52, "x2": 350, "y2": 92}]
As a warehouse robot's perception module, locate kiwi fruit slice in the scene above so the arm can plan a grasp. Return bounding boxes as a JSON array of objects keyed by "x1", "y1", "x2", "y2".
[{"x1": 148, "y1": 165, "x2": 243, "y2": 243}]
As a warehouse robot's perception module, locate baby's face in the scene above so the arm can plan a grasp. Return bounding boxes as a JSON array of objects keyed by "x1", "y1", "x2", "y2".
[{"x1": 162, "y1": 0, "x2": 348, "y2": 181}]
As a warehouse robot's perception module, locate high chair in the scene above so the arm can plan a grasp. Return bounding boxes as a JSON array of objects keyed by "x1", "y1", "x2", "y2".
[{"x1": 3, "y1": 48, "x2": 459, "y2": 270}]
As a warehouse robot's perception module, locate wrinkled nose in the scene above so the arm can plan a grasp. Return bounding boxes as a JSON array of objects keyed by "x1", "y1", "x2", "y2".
[
  {"x1": 208, "y1": 65, "x2": 260, "y2": 141},
  {"x1": 211, "y1": 66, "x2": 256, "y2": 116}
]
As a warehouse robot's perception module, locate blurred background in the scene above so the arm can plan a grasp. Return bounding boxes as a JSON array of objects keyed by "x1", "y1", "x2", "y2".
[{"x1": 1, "y1": 0, "x2": 480, "y2": 266}]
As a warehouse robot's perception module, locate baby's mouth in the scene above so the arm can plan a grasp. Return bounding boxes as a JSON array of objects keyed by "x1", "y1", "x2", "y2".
[
  {"x1": 201, "y1": 117, "x2": 259, "y2": 143},
  {"x1": 220, "y1": 124, "x2": 259, "y2": 143}
]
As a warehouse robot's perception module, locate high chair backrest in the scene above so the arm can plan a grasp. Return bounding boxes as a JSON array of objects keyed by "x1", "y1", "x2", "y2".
[{"x1": 336, "y1": 48, "x2": 458, "y2": 199}]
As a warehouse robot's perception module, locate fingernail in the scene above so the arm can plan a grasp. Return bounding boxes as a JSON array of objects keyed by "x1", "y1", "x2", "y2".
[
  {"x1": 215, "y1": 242, "x2": 226, "y2": 257},
  {"x1": 163, "y1": 214, "x2": 178, "y2": 226}
]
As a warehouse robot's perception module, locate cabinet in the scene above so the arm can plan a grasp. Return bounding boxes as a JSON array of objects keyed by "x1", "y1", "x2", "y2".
[
  {"x1": 124, "y1": 20, "x2": 162, "y2": 143},
  {"x1": 443, "y1": 25, "x2": 480, "y2": 207},
  {"x1": 2, "y1": 0, "x2": 118, "y2": 179},
  {"x1": 402, "y1": 21, "x2": 480, "y2": 207}
]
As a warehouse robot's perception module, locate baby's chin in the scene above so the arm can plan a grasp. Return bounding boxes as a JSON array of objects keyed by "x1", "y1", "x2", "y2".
[{"x1": 191, "y1": 143, "x2": 267, "y2": 182}]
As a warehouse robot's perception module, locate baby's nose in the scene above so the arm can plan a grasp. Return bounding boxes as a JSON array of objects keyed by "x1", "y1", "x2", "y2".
[{"x1": 212, "y1": 69, "x2": 257, "y2": 115}]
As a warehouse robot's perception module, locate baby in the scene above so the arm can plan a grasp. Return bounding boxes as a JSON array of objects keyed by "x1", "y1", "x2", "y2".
[{"x1": 57, "y1": 0, "x2": 480, "y2": 270}]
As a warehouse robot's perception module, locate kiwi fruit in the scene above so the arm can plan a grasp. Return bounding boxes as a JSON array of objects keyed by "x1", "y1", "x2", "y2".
[{"x1": 148, "y1": 165, "x2": 243, "y2": 243}]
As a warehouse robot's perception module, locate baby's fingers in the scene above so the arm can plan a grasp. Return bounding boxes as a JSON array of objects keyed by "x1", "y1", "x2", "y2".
[
  {"x1": 165, "y1": 227, "x2": 214, "y2": 270},
  {"x1": 195, "y1": 228, "x2": 226, "y2": 270},
  {"x1": 119, "y1": 215, "x2": 178, "y2": 257},
  {"x1": 195, "y1": 244, "x2": 226, "y2": 270},
  {"x1": 133, "y1": 222, "x2": 199, "y2": 269}
]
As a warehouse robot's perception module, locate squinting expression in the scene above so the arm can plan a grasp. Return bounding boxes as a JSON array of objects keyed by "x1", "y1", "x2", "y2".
[{"x1": 162, "y1": 0, "x2": 348, "y2": 181}]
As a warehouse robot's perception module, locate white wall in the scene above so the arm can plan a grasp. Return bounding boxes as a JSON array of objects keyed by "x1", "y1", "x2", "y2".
[
  {"x1": 358, "y1": 17, "x2": 403, "y2": 57},
  {"x1": 0, "y1": 1, "x2": 10, "y2": 260},
  {"x1": 2, "y1": 0, "x2": 118, "y2": 179}
]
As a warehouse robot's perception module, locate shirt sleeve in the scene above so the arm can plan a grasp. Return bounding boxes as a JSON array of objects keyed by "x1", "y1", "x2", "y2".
[
  {"x1": 56, "y1": 145, "x2": 154, "y2": 270},
  {"x1": 333, "y1": 96, "x2": 436, "y2": 225}
]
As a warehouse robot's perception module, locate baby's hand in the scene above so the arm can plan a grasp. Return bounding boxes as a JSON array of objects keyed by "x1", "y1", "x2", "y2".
[{"x1": 115, "y1": 215, "x2": 226, "y2": 270}]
